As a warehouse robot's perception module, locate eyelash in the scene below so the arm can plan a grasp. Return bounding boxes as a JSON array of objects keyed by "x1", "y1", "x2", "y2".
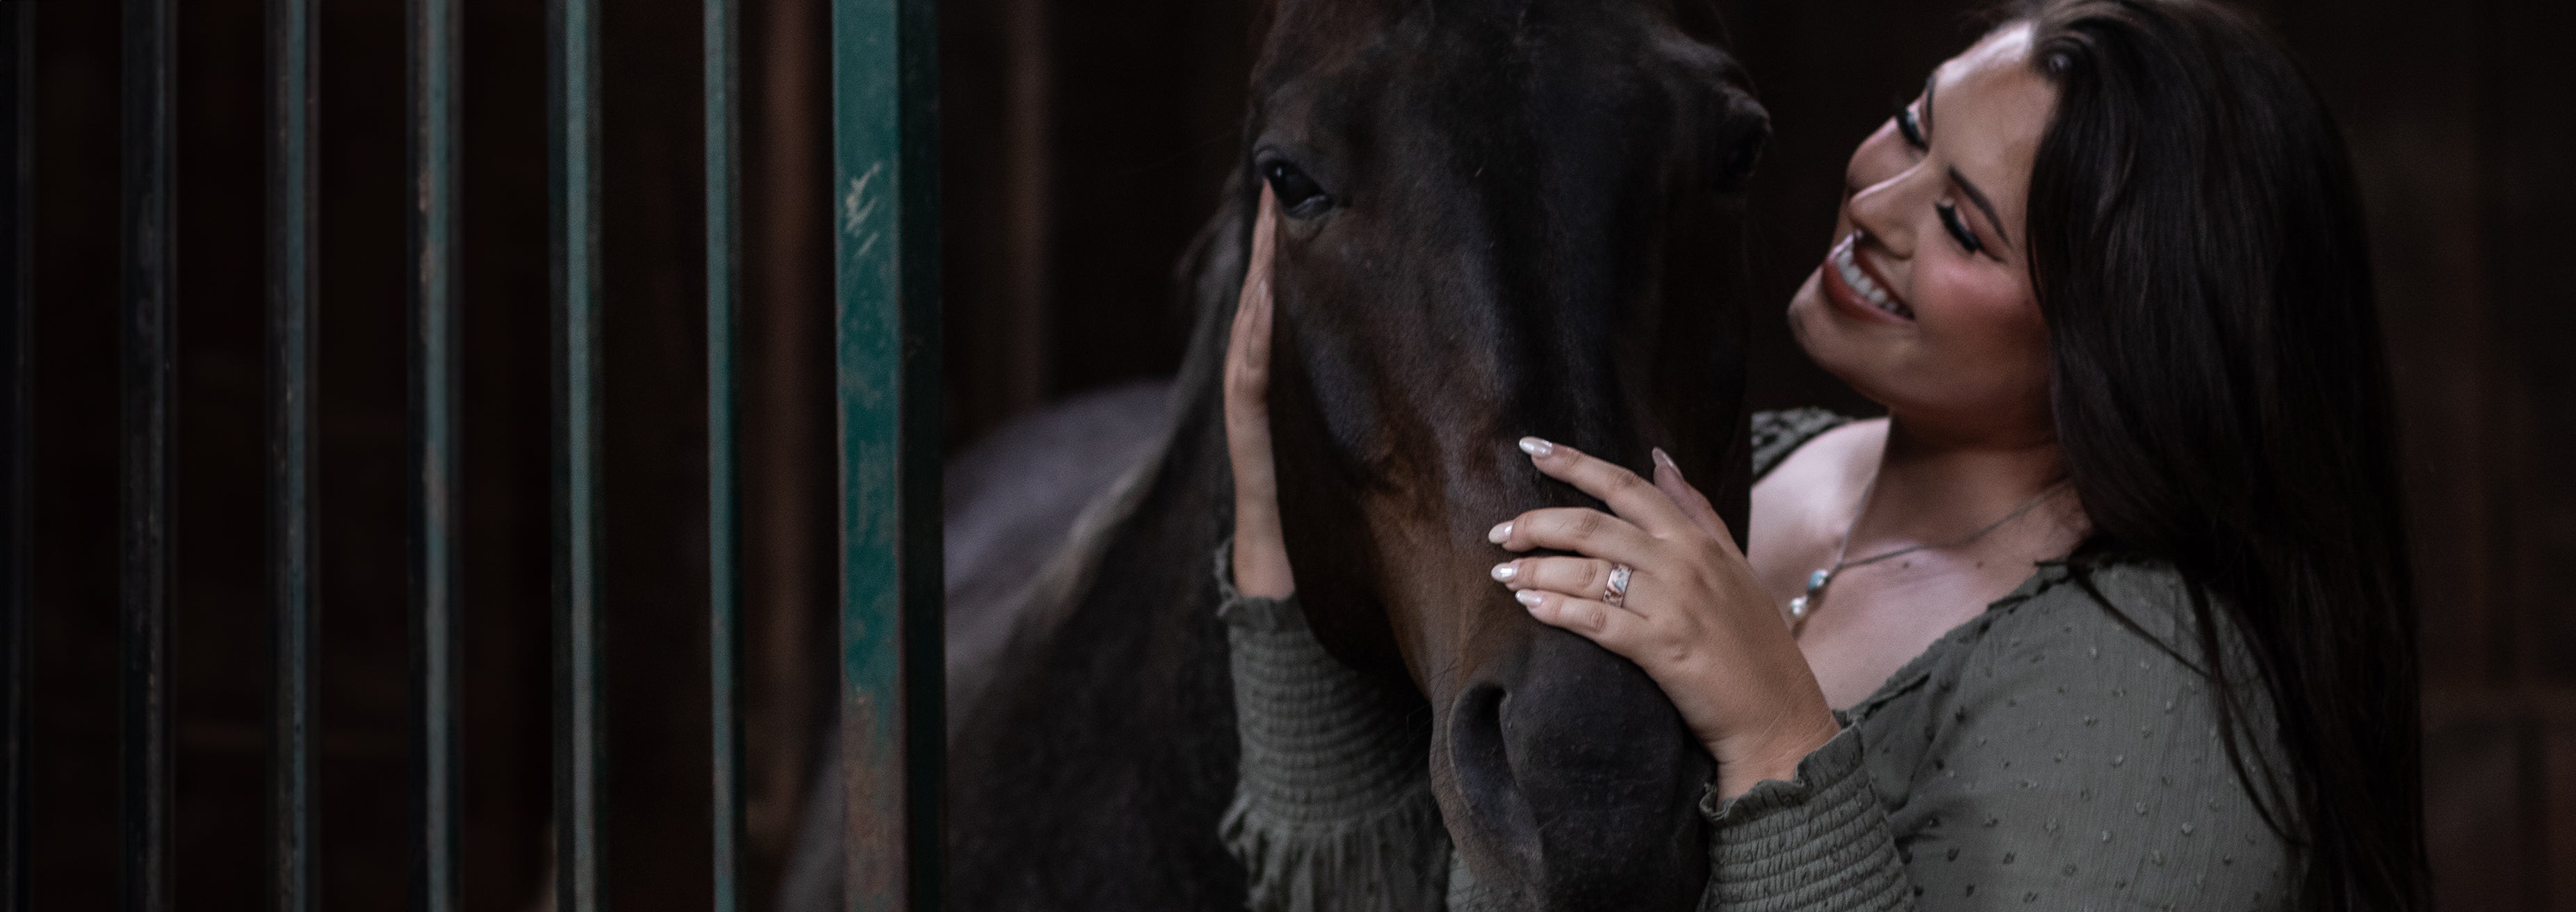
[
  {"x1": 1898, "y1": 101, "x2": 1991, "y2": 257},
  {"x1": 1896, "y1": 104, "x2": 1927, "y2": 149},
  {"x1": 1937, "y1": 201, "x2": 1985, "y2": 254}
]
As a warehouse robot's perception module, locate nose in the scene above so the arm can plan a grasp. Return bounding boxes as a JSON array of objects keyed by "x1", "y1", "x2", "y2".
[
  {"x1": 1445, "y1": 626, "x2": 1711, "y2": 910},
  {"x1": 1845, "y1": 153, "x2": 1932, "y2": 258}
]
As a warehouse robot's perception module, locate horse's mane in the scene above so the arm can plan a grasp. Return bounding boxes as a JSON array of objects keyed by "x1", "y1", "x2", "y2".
[
  {"x1": 940, "y1": 171, "x2": 1249, "y2": 736},
  {"x1": 930, "y1": 173, "x2": 1259, "y2": 909}
]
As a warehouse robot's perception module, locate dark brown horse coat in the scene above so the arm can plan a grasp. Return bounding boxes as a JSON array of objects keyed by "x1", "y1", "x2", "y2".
[{"x1": 792, "y1": 0, "x2": 1769, "y2": 908}]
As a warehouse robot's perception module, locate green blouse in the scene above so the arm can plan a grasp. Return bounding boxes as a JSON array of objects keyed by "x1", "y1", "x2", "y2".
[{"x1": 1214, "y1": 409, "x2": 2295, "y2": 911}]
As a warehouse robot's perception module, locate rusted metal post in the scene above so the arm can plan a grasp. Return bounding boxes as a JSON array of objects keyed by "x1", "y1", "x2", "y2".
[
  {"x1": 831, "y1": 0, "x2": 943, "y2": 906},
  {"x1": 120, "y1": 0, "x2": 176, "y2": 909},
  {"x1": 266, "y1": 0, "x2": 320, "y2": 906},
  {"x1": 407, "y1": 0, "x2": 463, "y2": 907}
]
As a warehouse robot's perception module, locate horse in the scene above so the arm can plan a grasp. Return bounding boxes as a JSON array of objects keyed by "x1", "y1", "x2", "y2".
[{"x1": 785, "y1": 0, "x2": 1768, "y2": 907}]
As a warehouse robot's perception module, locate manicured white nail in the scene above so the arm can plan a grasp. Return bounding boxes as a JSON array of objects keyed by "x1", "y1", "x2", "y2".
[
  {"x1": 1652, "y1": 447, "x2": 1677, "y2": 471},
  {"x1": 1517, "y1": 437, "x2": 1554, "y2": 458},
  {"x1": 1490, "y1": 562, "x2": 1517, "y2": 582},
  {"x1": 1487, "y1": 521, "x2": 1513, "y2": 544},
  {"x1": 1515, "y1": 589, "x2": 1545, "y2": 608}
]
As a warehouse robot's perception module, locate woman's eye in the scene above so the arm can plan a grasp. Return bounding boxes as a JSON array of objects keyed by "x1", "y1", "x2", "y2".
[
  {"x1": 1262, "y1": 161, "x2": 1332, "y2": 216},
  {"x1": 1896, "y1": 104, "x2": 1928, "y2": 150},
  {"x1": 1937, "y1": 201, "x2": 1986, "y2": 254}
]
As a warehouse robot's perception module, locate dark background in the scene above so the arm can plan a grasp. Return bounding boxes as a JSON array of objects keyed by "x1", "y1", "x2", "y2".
[{"x1": 19, "y1": 0, "x2": 2573, "y2": 908}]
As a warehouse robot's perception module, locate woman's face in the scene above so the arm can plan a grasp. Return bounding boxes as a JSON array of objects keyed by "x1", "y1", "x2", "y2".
[{"x1": 1787, "y1": 24, "x2": 2060, "y2": 444}]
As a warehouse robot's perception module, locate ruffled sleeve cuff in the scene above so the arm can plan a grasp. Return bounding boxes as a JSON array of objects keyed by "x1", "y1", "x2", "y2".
[
  {"x1": 1213, "y1": 541, "x2": 1451, "y2": 912},
  {"x1": 1696, "y1": 722, "x2": 1911, "y2": 911}
]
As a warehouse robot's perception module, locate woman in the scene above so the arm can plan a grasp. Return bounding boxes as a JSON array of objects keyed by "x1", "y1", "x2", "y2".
[{"x1": 1217, "y1": 0, "x2": 2427, "y2": 909}]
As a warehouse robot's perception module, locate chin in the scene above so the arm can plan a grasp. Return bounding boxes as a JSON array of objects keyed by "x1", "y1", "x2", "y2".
[{"x1": 1786, "y1": 270, "x2": 1885, "y2": 399}]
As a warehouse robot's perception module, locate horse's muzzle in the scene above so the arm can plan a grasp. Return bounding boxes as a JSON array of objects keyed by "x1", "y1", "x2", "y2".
[{"x1": 1442, "y1": 624, "x2": 1713, "y2": 911}]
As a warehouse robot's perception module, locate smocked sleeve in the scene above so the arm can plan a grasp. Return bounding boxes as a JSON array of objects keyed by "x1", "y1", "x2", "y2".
[
  {"x1": 1695, "y1": 719, "x2": 1914, "y2": 911},
  {"x1": 1215, "y1": 542, "x2": 1453, "y2": 912}
]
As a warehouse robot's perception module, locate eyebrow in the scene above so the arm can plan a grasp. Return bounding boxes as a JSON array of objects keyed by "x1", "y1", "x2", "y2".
[{"x1": 1948, "y1": 166, "x2": 2013, "y2": 250}]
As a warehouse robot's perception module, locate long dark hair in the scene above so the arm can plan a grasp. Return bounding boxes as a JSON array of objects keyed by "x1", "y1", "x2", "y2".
[{"x1": 2012, "y1": 0, "x2": 2427, "y2": 908}]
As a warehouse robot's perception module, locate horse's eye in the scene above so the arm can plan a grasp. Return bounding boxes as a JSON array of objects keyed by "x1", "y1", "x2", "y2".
[
  {"x1": 1262, "y1": 161, "x2": 1332, "y2": 217},
  {"x1": 1709, "y1": 106, "x2": 1771, "y2": 194}
]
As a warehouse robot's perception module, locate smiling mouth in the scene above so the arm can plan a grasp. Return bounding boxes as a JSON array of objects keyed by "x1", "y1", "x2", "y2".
[{"x1": 1829, "y1": 234, "x2": 1914, "y2": 320}]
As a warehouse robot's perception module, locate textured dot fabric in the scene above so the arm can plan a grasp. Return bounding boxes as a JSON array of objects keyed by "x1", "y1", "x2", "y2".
[{"x1": 1216, "y1": 412, "x2": 2297, "y2": 911}]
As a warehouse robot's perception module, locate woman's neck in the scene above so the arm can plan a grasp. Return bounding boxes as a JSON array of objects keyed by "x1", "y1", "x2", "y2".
[{"x1": 1851, "y1": 412, "x2": 2073, "y2": 548}]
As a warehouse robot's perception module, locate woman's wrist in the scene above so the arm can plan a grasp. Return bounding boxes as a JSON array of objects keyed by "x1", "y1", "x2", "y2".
[
  {"x1": 1231, "y1": 501, "x2": 1296, "y2": 599},
  {"x1": 1707, "y1": 708, "x2": 1842, "y2": 801}
]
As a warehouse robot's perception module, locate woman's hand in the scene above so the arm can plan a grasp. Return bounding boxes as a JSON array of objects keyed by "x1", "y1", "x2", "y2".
[
  {"x1": 1490, "y1": 439, "x2": 1841, "y2": 799},
  {"x1": 1227, "y1": 187, "x2": 1294, "y2": 599}
]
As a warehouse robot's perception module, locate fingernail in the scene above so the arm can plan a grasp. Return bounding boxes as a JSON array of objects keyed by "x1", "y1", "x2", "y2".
[
  {"x1": 1515, "y1": 589, "x2": 1545, "y2": 608},
  {"x1": 1490, "y1": 562, "x2": 1517, "y2": 582},
  {"x1": 1487, "y1": 521, "x2": 1513, "y2": 544},
  {"x1": 1517, "y1": 437, "x2": 1555, "y2": 458},
  {"x1": 1652, "y1": 447, "x2": 1677, "y2": 471}
]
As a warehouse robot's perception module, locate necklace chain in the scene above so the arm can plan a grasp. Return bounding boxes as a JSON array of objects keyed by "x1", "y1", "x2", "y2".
[{"x1": 1786, "y1": 476, "x2": 2071, "y2": 634}]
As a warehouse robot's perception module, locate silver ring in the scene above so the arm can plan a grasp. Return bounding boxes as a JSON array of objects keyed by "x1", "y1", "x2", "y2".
[{"x1": 1604, "y1": 564, "x2": 1632, "y2": 608}]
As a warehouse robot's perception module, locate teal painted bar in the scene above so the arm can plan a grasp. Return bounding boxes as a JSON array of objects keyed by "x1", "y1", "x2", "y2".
[
  {"x1": 547, "y1": 0, "x2": 603, "y2": 909},
  {"x1": 704, "y1": 0, "x2": 747, "y2": 906},
  {"x1": 263, "y1": 0, "x2": 318, "y2": 908},
  {"x1": 829, "y1": 0, "x2": 943, "y2": 906},
  {"x1": 405, "y1": 0, "x2": 462, "y2": 907}
]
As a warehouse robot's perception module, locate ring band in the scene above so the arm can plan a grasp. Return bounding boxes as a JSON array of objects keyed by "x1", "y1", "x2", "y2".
[{"x1": 1604, "y1": 564, "x2": 1632, "y2": 608}]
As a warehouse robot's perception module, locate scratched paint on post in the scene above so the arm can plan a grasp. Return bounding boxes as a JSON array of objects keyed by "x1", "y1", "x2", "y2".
[{"x1": 831, "y1": 0, "x2": 941, "y2": 906}]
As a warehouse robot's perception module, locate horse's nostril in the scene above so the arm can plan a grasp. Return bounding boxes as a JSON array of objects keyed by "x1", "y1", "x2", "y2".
[
  {"x1": 1443, "y1": 631, "x2": 1711, "y2": 909},
  {"x1": 1446, "y1": 683, "x2": 1541, "y2": 863}
]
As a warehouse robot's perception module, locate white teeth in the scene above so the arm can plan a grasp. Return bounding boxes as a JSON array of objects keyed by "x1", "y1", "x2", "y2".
[{"x1": 1831, "y1": 241, "x2": 1911, "y2": 318}]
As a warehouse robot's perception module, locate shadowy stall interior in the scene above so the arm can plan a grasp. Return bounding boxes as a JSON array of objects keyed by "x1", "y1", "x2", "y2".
[{"x1": 15, "y1": 0, "x2": 2575, "y2": 908}]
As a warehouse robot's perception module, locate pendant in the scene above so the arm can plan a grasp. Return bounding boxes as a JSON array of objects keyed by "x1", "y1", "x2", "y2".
[{"x1": 1788, "y1": 569, "x2": 1832, "y2": 620}]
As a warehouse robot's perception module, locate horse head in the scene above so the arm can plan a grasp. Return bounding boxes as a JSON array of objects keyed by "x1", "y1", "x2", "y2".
[{"x1": 1239, "y1": 0, "x2": 1766, "y2": 906}]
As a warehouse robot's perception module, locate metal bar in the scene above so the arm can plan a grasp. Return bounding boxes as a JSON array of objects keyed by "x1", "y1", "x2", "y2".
[
  {"x1": 547, "y1": 0, "x2": 603, "y2": 908},
  {"x1": 405, "y1": 0, "x2": 462, "y2": 906},
  {"x1": 829, "y1": 0, "x2": 943, "y2": 906},
  {"x1": 119, "y1": 0, "x2": 175, "y2": 909},
  {"x1": 0, "y1": 1, "x2": 31, "y2": 909},
  {"x1": 266, "y1": 0, "x2": 320, "y2": 906},
  {"x1": 704, "y1": 0, "x2": 746, "y2": 906}
]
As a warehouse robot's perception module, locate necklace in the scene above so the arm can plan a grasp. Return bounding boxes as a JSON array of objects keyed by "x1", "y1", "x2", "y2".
[{"x1": 1787, "y1": 476, "x2": 2071, "y2": 635}]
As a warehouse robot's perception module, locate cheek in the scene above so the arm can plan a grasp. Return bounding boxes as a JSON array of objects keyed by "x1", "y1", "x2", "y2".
[{"x1": 1910, "y1": 259, "x2": 2050, "y2": 386}]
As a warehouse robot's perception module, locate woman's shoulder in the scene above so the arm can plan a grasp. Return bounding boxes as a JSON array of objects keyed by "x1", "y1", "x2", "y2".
[
  {"x1": 1850, "y1": 556, "x2": 2256, "y2": 745},
  {"x1": 1912, "y1": 557, "x2": 2212, "y2": 687},
  {"x1": 1858, "y1": 556, "x2": 2288, "y2": 806},
  {"x1": 1994, "y1": 557, "x2": 2229, "y2": 665}
]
